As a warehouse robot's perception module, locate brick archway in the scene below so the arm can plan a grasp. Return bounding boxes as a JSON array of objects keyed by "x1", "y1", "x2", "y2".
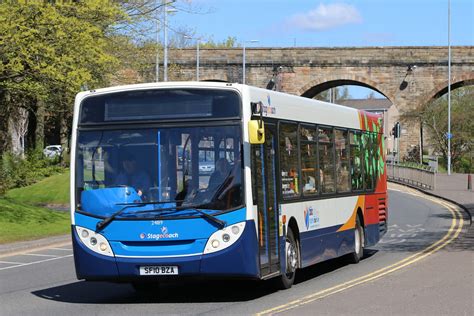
[
  {"x1": 297, "y1": 75, "x2": 395, "y2": 102},
  {"x1": 418, "y1": 74, "x2": 474, "y2": 108}
]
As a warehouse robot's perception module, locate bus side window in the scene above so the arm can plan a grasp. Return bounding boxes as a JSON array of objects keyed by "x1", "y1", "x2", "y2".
[
  {"x1": 318, "y1": 127, "x2": 336, "y2": 194},
  {"x1": 350, "y1": 131, "x2": 364, "y2": 191},
  {"x1": 300, "y1": 125, "x2": 318, "y2": 196},
  {"x1": 335, "y1": 129, "x2": 350, "y2": 192},
  {"x1": 363, "y1": 132, "x2": 374, "y2": 190},
  {"x1": 280, "y1": 123, "x2": 300, "y2": 199}
]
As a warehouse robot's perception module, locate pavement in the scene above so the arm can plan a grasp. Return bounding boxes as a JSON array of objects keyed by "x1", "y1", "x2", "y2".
[
  {"x1": 0, "y1": 173, "x2": 471, "y2": 257},
  {"x1": 431, "y1": 173, "x2": 474, "y2": 221}
]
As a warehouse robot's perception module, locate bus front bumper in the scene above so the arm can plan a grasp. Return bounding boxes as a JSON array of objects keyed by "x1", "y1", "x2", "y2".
[{"x1": 72, "y1": 220, "x2": 260, "y2": 282}]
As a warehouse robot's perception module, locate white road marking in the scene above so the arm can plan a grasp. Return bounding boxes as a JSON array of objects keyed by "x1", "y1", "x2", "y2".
[
  {"x1": 51, "y1": 247, "x2": 72, "y2": 251},
  {"x1": 0, "y1": 254, "x2": 73, "y2": 271},
  {"x1": 23, "y1": 253, "x2": 60, "y2": 258},
  {"x1": 0, "y1": 260, "x2": 24, "y2": 265}
]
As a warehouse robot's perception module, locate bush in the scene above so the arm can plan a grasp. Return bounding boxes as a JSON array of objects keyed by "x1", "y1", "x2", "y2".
[
  {"x1": 0, "y1": 150, "x2": 65, "y2": 195},
  {"x1": 456, "y1": 156, "x2": 474, "y2": 173}
]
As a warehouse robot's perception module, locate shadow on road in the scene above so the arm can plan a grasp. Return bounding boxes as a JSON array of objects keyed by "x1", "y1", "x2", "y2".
[{"x1": 31, "y1": 252, "x2": 377, "y2": 304}]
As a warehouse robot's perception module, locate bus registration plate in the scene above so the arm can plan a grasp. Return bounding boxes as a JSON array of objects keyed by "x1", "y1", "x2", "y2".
[{"x1": 139, "y1": 266, "x2": 178, "y2": 275}]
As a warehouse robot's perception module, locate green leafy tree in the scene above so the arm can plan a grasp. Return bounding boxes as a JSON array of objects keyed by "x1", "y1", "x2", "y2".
[
  {"x1": 315, "y1": 86, "x2": 351, "y2": 102},
  {"x1": 403, "y1": 86, "x2": 474, "y2": 172},
  {"x1": 0, "y1": 1, "x2": 123, "y2": 153}
]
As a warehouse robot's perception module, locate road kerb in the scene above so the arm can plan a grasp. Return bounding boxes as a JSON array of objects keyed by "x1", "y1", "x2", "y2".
[{"x1": 0, "y1": 236, "x2": 71, "y2": 259}]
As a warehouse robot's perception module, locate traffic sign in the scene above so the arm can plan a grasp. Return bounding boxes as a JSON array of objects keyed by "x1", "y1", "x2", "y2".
[{"x1": 445, "y1": 133, "x2": 453, "y2": 139}]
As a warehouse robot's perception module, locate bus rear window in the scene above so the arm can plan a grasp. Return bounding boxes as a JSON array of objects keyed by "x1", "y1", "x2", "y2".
[{"x1": 79, "y1": 88, "x2": 240, "y2": 124}]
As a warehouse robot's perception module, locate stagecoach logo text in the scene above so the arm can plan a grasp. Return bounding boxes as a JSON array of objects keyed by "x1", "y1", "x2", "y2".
[{"x1": 139, "y1": 227, "x2": 179, "y2": 240}]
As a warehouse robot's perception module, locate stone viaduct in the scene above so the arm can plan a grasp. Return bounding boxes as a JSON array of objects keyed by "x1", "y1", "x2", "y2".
[{"x1": 168, "y1": 46, "x2": 474, "y2": 156}]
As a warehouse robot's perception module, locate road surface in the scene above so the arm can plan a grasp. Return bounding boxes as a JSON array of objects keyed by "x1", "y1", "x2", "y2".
[{"x1": 0, "y1": 186, "x2": 471, "y2": 315}]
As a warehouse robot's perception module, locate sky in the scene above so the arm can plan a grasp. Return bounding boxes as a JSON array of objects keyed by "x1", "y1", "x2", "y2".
[
  {"x1": 170, "y1": 0, "x2": 474, "y2": 98},
  {"x1": 172, "y1": 0, "x2": 473, "y2": 47}
]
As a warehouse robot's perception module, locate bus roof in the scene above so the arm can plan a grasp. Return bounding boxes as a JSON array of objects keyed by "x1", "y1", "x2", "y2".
[{"x1": 75, "y1": 81, "x2": 382, "y2": 132}]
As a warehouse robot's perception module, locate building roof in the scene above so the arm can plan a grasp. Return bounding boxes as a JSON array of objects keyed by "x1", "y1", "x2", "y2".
[{"x1": 337, "y1": 98, "x2": 392, "y2": 111}]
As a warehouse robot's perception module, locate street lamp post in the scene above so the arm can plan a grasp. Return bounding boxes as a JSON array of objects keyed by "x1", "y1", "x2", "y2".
[
  {"x1": 196, "y1": 39, "x2": 200, "y2": 81},
  {"x1": 447, "y1": 0, "x2": 452, "y2": 175},
  {"x1": 163, "y1": 4, "x2": 177, "y2": 82},
  {"x1": 243, "y1": 40, "x2": 259, "y2": 84},
  {"x1": 184, "y1": 36, "x2": 201, "y2": 81},
  {"x1": 155, "y1": 0, "x2": 160, "y2": 82}
]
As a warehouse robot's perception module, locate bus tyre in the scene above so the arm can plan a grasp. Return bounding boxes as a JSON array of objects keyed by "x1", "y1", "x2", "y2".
[
  {"x1": 277, "y1": 227, "x2": 298, "y2": 289},
  {"x1": 348, "y1": 216, "x2": 364, "y2": 264}
]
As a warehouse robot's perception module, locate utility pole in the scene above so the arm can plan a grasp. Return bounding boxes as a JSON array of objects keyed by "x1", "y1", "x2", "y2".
[
  {"x1": 155, "y1": 0, "x2": 160, "y2": 82},
  {"x1": 447, "y1": 0, "x2": 452, "y2": 175},
  {"x1": 163, "y1": 1, "x2": 168, "y2": 82}
]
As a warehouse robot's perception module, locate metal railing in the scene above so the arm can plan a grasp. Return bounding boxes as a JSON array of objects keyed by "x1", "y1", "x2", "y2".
[{"x1": 387, "y1": 163, "x2": 436, "y2": 190}]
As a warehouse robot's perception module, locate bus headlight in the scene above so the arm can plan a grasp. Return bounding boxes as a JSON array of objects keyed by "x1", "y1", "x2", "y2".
[
  {"x1": 75, "y1": 226, "x2": 114, "y2": 257},
  {"x1": 204, "y1": 221, "x2": 245, "y2": 254}
]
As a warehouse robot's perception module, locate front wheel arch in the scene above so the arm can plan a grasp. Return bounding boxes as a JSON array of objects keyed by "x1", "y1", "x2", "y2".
[{"x1": 287, "y1": 217, "x2": 301, "y2": 268}]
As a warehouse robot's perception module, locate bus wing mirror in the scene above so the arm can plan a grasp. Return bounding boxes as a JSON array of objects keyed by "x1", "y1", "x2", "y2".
[{"x1": 248, "y1": 120, "x2": 265, "y2": 144}]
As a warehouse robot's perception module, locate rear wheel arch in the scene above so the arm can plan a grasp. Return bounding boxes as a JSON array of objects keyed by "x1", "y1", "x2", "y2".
[
  {"x1": 356, "y1": 207, "x2": 366, "y2": 244},
  {"x1": 357, "y1": 207, "x2": 365, "y2": 227}
]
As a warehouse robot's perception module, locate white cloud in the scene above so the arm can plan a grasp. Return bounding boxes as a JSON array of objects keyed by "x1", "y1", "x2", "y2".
[{"x1": 287, "y1": 3, "x2": 362, "y2": 31}]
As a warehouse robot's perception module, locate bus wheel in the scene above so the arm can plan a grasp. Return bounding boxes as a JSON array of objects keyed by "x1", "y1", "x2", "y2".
[
  {"x1": 347, "y1": 216, "x2": 364, "y2": 264},
  {"x1": 277, "y1": 227, "x2": 298, "y2": 289}
]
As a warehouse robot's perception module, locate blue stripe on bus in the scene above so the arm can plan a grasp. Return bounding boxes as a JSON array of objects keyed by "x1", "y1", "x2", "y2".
[
  {"x1": 299, "y1": 224, "x2": 345, "y2": 267},
  {"x1": 299, "y1": 223, "x2": 381, "y2": 267},
  {"x1": 365, "y1": 223, "x2": 380, "y2": 247}
]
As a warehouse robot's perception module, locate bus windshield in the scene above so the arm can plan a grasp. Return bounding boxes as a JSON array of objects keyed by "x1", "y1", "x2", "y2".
[{"x1": 75, "y1": 125, "x2": 243, "y2": 217}]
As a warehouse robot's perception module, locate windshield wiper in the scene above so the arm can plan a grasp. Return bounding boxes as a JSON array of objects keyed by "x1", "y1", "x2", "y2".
[
  {"x1": 134, "y1": 204, "x2": 226, "y2": 229},
  {"x1": 96, "y1": 203, "x2": 226, "y2": 233},
  {"x1": 189, "y1": 207, "x2": 226, "y2": 229},
  {"x1": 96, "y1": 204, "x2": 147, "y2": 232},
  {"x1": 96, "y1": 200, "x2": 185, "y2": 232}
]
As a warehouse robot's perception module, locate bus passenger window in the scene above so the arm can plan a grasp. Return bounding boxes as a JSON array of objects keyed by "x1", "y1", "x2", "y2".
[
  {"x1": 318, "y1": 127, "x2": 335, "y2": 194},
  {"x1": 363, "y1": 132, "x2": 374, "y2": 190},
  {"x1": 350, "y1": 131, "x2": 364, "y2": 191},
  {"x1": 300, "y1": 126, "x2": 318, "y2": 196},
  {"x1": 335, "y1": 129, "x2": 350, "y2": 192},
  {"x1": 280, "y1": 123, "x2": 299, "y2": 199}
]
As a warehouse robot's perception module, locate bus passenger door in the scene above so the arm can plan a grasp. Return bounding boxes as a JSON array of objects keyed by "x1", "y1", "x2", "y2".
[{"x1": 252, "y1": 124, "x2": 280, "y2": 277}]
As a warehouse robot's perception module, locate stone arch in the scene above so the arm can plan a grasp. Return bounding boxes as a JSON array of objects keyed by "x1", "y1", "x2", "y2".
[
  {"x1": 297, "y1": 75, "x2": 394, "y2": 103},
  {"x1": 419, "y1": 74, "x2": 474, "y2": 108}
]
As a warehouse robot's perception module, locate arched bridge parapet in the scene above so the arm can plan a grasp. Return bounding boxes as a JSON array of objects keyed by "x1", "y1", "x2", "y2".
[
  {"x1": 418, "y1": 73, "x2": 474, "y2": 109},
  {"x1": 169, "y1": 46, "x2": 474, "y2": 156},
  {"x1": 297, "y1": 75, "x2": 395, "y2": 102}
]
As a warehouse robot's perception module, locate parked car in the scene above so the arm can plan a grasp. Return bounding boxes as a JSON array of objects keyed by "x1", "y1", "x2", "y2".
[{"x1": 43, "y1": 145, "x2": 62, "y2": 158}]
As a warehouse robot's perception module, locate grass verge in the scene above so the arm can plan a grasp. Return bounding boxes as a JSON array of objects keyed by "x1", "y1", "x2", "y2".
[
  {"x1": 0, "y1": 198, "x2": 70, "y2": 244},
  {"x1": 5, "y1": 172, "x2": 70, "y2": 205}
]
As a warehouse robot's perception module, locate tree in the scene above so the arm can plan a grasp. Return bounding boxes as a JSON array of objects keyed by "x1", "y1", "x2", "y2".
[
  {"x1": 314, "y1": 86, "x2": 351, "y2": 102},
  {"x1": 402, "y1": 86, "x2": 474, "y2": 172},
  {"x1": 0, "y1": 1, "x2": 122, "y2": 153},
  {"x1": 200, "y1": 36, "x2": 240, "y2": 48}
]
